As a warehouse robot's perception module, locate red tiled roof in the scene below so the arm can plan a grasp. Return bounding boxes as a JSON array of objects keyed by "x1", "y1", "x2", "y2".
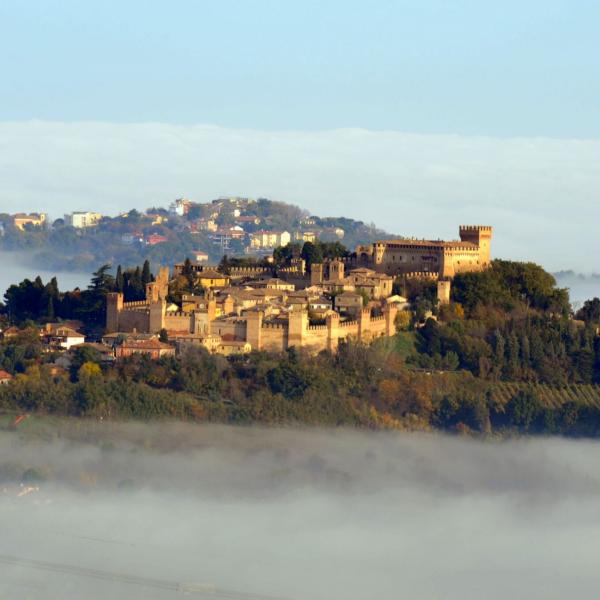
[{"x1": 121, "y1": 339, "x2": 173, "y2": 350}]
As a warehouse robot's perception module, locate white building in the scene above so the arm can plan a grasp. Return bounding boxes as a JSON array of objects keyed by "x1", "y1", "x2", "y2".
[
  {"x1": 66, "y1": 212, "x2": 102, "y2": 228},
  {"x1": 250, "y1": 230, "x2": 291, "y2": 249},
  {"x1": 169, "y1": 198, "x2": 192, "y2": 216}
]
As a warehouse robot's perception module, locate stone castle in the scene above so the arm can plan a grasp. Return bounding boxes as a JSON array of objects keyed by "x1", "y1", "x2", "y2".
[
  {"x1": 106, "y1": 225, "x2": 492, "y2": 354},
  {"x1": 356, "y1": 225, "x2": 492, "y2": 278}
]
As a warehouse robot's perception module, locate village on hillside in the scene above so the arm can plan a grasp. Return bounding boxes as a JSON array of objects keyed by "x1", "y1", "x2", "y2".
[
  {"x1": 0, "y1": 222, "x2": 492, "y2": 370},
  {"x1": 0, "y1": 197, "x2": 388, "y2": 271}
]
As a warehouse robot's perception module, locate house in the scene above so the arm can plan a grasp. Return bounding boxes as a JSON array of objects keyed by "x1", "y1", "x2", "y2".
[
  {"x1": 197, "y1": 269, "x2": 230, "y2": 289},
  {"x1": 249, "y1": 230, "x2": 291, "y2": 249},
  {"x1": 65, "y1": 212, "x2": 103, "y2": 228},
  {"x1": 13, "y1": 213, "x2": 47, "y2": 231},
  {"x1": 210, "y1": 226, "x2": 246, "y2": 250},
  {"x1": 385, "y1": 295, "x2": 411, "y2": 311},
  {"x1": 148, "y1": 213, "x2": 168, "y2": 226},
  {"x1": 251, "y1": 278, "x2": 295, "y2": 291},
  {"x1": 46, "y1": 327, "x2": 85, "y2": 350},
  {"x1": 217, "y1": 339, "x2": 252, "y2": 355},
  {"x1": 0, "y1": 370, "x2": 13, "y2": 385},
  {"x1": 115, "y1": 339, "x2": 176, "y2": 359},
  {"x1": 146, "y1": 233, "x2": 169, "y2": 246},
  {"x1": 335, "y1": 291, "x2": 364, "y2": 316},
  {"x1": 309, "y1": 296, "x2": 332, "y2": 313},
  {"x1": 1, "y1": 326, "x2": 22, "y2": 340},
  {"x1": 70, "y1": 342, "x2": 116, "y2": 363},
  {"x1": 121, "y1": 231, "x2": 144, "y2": 245},
  {"x1": 235, "y1": 215, "x2": 261, "y2": 226},
  {"x1": 294, "y1": 231, "x2": 316, "y2": 243},
  {"x1": 198, "y1": 218, "x2": 218, "y2": 232},
  {"x1": 191, "y1": 250, "x2": 209, "y2": 262},
  {"x1": 169, "y1": 198, "x2": 192, "y2": 217}
]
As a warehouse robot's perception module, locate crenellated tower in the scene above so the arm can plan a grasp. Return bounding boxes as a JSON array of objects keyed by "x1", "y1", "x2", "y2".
[{"x1": 459, "y1": 225, "x2": 493, "y2": 267}]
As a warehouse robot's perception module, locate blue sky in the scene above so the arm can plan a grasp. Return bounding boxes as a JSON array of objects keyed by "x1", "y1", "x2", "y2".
[
  {"x1": 1, "y1": 1, "x2": 599, "y2": 274},
  {"x1": 1, "y1": 0, "x2": 599, "y2": 136}
]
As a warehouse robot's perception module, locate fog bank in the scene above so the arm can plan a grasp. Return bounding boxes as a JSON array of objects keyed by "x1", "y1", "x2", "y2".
[
  {"x1": 2, "y1": 423, "x2": 600, "y2": 599},
  {"x1": 0, "y1": 251, "x2": 90, "y2": 298},
  {"x1": 1, "y1": 121, "x2": 599, "y2": 270}
]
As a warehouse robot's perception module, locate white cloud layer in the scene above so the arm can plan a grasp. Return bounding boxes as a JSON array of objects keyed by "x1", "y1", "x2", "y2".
[
  {"x1": 4, "y1": 424, "x2": 600, "y2": 599},
  {"x1": 0, "y1": 121, "x2": 598, "y2": 270}
]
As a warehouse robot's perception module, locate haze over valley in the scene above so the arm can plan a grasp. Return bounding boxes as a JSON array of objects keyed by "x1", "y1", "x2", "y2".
[{"x1": 3, "y1": 423, "x2": 600, "y2": 600}]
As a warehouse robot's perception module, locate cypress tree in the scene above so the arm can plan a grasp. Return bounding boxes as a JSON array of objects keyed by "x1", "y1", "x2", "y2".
[
  {"x1": 115, "y1": 265, "x2": 124, "y2": 293},
  {"x1": 141, "y1": 260, "x2": 152, "y2": 287}
]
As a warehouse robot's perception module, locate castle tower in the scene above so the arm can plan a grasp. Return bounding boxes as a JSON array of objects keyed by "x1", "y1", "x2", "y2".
[
  {"x1": 149, "y1": 298, "x2": 166, "y2": 333},
  {"x1": 326, "y1": 311, "x2": 340, "y2": 352},
  {"x1": 358, "y1": 307, "x2": 371, "y2": 341},
  {"x1": 373, "y1": 242, "x2": 386, "y2": 266},
  {"x1": 246, "y1": 310, "x2": 263, "y2": 351},
  {"x1": 437, "y1": 280, "x2": 451, "y2": 305},
  {"x1": 106, "y1": 292, "x2": 123, "y2": 333},
  {"x1": 291, "y1": 257, "x2": 306, "y2": 275},
  {"x1": 222, "y1": 294, "x2": 234, "y2": 315},
  {"x1": 384, "y1": 303, "x2": 398, "y2": 337},
  {"x1": 310, "y1": 263, "x2": 324, "y2": 286},
  {"x1": 328, "y1": 259, "x2": 345, "y2": 283},
  {"x1": 288, "y1": 310, "x2": 307, "y2": 348},
  {"x1": 459, "y1": 226, "x2": 493, "y2": 267}
]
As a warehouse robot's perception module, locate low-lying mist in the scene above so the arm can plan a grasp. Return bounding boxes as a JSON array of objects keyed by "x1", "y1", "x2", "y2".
[{"x1": 2, "y1": 422, "x2": 600, "y2": 599}]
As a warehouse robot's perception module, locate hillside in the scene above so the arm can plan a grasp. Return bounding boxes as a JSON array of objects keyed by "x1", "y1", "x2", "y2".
[{"x1": 0, "y1": 197, "x2": 392, "y2": 272}]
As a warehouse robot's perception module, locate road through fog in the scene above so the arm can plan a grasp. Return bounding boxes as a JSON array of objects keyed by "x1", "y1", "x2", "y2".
[{"x1": 2, "y1": 423, "x2": 600, "y2": 599}]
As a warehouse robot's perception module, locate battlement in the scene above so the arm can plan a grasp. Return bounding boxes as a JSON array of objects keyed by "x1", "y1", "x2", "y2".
[
  {"x1": 459, "y1": 225, "x2": 493, "y2": 232},
  {"x1": 122, "y1": 300, "x2": 149, "y2": 309},
  {"x1": 262, "y1": 322, "x2": 288, "y2": 330},
  {"x1": 340, "y1": 319, "x2": 358, "y2": 328},
  {"x1": 399, "y1": 271, "x2": 439, "y2": 280},
  {"x1": 230, "y1": 266, "x2": 272, "y2": 276}
]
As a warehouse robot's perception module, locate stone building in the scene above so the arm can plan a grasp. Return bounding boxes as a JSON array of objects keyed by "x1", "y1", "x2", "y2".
[
  {"x1": 355, "y1": 225, "x2": 492, "y2": 278},
  {"x1": 310, "y1": 260, "x2": 393, "y2": 299},
  {"x1": 106, "y1": 263, "x2": 398, "y2": 354}
]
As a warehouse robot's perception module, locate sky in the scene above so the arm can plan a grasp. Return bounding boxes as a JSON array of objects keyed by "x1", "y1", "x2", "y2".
[{"x1": 0, "y1": 1, "x2": 599, "y2": 270}]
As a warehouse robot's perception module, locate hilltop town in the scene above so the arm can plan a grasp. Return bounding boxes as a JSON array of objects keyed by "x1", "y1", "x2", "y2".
[
  {"x1": 4, "y1": 215, "x2": 600, "y2": 439},
  {"x1": 104, "y1": 224, "x2": 492, "y2": 356},
  {"x1": 0, "y1": 197, "x2": 389, "y2": 272}
]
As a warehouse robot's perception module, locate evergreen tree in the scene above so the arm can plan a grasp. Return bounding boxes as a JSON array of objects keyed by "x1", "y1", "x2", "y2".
[
  {"x1": 141, "y1": 260, "x2": 152, "y2": 287},
  {"x1": 115, "y1": 265, "x2": 124, "y2": 293},
  {"x1": 46, "y1": 296, "x2": 55, "y2": 320}
]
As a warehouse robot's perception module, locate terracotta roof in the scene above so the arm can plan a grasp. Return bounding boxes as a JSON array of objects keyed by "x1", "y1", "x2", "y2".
[
  {"x1": 378, "y1": 239, "x2": 478, "y2": 249},
  {"x1": 0, "y1": 370, "x2": 13, "y2": 380},
  {"x1": 52, "y1": 327, "x2": 84, "y2": 338},
  {"x1": 198, "y1": 269, "x2": 228, "y2": 279},
  {"x1": 121, "y1": 339, "x2": 173, "y2": 350}
]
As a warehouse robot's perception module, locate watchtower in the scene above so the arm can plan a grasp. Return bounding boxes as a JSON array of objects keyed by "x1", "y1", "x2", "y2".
[
  {"x1": 328, "y1": 259, "x2": 345, "y2": 283},
  {"x1": 310, "y1": 263, "x2": 324, "y2": 286},
  {"x1": 459, "y1": 225, "x2": 493, "y2": 266},
  {"x1": 106, "y1": 292, "x2": 123, "y2": 333},
  {"x1": 437, "y1": 280, "x2": 451, "y2": 305}
]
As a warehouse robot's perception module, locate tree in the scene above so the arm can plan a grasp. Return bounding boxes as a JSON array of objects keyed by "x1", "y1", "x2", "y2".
[
  {"x1": 301, "y1": 241, "x2": 323, "y2": 267},
  {"x1": 505, "y1": 389, "x2": 541, "y2": 432},
  {"x1": 141, "y1": 260, "x2": 152, "y2": 287},
  {"x1": 115, "y1": 265, "x2": 124, "y2": 293},
  {"x1": 88, "y1": 264, "x2": 115, "y2": 294},
  {"x1": 576, "y1": 298, "x2": 600, "y2": 323}
]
